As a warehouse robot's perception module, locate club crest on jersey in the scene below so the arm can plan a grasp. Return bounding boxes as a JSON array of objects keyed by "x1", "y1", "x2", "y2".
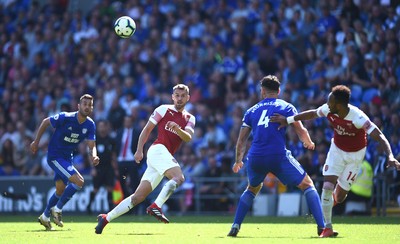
[
  {"x1": 82, "y1": 128, "x2": 87, "y2": 134},
  {"x1": 324, "y1": 165, "x2": 329, "y2": 171},
  {"x1": 169, "y1": 110, "x2": 174, "y2": 116},
  {"x1": 54, "y1": 114, "x2": 59, "y2": 120}
]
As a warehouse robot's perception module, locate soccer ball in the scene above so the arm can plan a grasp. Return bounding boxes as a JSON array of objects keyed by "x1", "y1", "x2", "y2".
[{"x1": 114, "y1": 16, "x2": 136, "y2": 38}]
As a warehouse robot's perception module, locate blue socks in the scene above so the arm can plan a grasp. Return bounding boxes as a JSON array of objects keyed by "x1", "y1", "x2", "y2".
[
  {"x1": 44, "y1": 193, "x2": 60, "y2": 218},
  {"x1": 232, "y1": 190, "x2": 256, "y2": 228},
  {"x1": 304, "y1": 186, "x2": 325, "y2": 228},
  {"x1": 56, "y1": 183, "x2": 81, "y2": 209}
]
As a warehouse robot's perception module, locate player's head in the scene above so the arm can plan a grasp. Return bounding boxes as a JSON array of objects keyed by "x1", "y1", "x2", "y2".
[
  {"x1": 260, "y1": 75, "x2": 280, "y2": 98},
  {"x1": 78, "y1": 94, "x2": 94, "y2": 117},
  {"x1": 172, "y1": 84, "x2": 190, "y2": 111},
  {"x1": 328, "y1": 85, "x2": 350, "y2": 113}
]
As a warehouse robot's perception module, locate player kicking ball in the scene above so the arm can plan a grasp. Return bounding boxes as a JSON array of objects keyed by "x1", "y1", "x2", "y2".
[{"x1": 95, "y1": 84, "x2": 195, "y2": 234}]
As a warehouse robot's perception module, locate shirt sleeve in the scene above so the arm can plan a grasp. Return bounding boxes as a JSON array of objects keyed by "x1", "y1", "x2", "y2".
[
  {"x1": 185, "y1": 114, "x2": 196, "y2": 134},
  {"x1": 353, "y1": 111, "x2": 377, "y2": 134},
  {"x1": 149, "y1": 105, "x2": 167, "y2": 125},
  {"x1": 49, "y1": 112, "x2": 65, "y2": 128},
  {"x1": 242, "y1": 109, "x2": 252, "y2": 128},
  {"x1": 316, "y1": 104, "x2": 330, "y2": 117}
]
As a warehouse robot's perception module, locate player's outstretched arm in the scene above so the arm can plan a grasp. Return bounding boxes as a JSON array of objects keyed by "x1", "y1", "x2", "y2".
[
  {"x1": 87, "y1": 140, "x2": 100, "y2": 166},
  {"x1": 292, "y1": 121, "x2": 315, "y2": 150},
  {"x1": 271, "y1": 110, "x2": 319, "y2": 129},
  {"x1": 233, "y1": 126, "x2": 251, "y2": 173},
  {"x1": 370, "y1": 128, "x2": 400, "y2": 170},
  {"x1": 30, "y1": 117, "x2": 51, "y2": 154},
  {"x1": 134, "y1": 121, "x2": 155, "y2": 163}
]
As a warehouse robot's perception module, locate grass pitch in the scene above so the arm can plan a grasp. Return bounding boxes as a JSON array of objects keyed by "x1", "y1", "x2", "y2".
[{"x1": 0, "y1": 215, "x2": 399, "y2": 244}]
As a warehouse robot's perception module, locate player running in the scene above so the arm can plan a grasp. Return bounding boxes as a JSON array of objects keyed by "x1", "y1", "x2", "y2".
[{"x1": 31, "y1": 94, "x2": 99, "y2": 230}]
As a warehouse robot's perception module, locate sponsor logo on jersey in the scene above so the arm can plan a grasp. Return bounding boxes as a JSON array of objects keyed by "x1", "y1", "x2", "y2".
[
  {"x1": 165, "y1": 124, "x2": 179, "y2": 135},
  {"x1": 67, "y1": 166, "x2": 74, "y2": 171}
]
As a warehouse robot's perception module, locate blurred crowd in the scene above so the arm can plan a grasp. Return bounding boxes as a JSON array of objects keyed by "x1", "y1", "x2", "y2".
[{"x1": 1, "y1": 0, "x2": 400, "y2": 211}]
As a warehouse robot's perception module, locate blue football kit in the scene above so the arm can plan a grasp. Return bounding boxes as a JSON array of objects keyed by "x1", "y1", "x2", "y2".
[
  {"x1": 47, "y1": 112, "x2": 96, "y2": 183},
  {"x1": 242, "y1": 98, "x2": 306, "y2": 187}
]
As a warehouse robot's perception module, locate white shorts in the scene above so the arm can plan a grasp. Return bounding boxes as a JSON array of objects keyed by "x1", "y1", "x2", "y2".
[
  {"x1": 323, "y1": 141, "x2": 366, "y2": 191},
  {"x1": 141, "y1": 144, "x2": 180, "y2": 189}
]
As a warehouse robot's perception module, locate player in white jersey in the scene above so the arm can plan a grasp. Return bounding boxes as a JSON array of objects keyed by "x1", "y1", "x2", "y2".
[
  {"x1": 95, "y1": 84, "x2": 195, "y2": 234},
  {"x1": 271, "y1": 85, "x2": 400, "y2": 238}
]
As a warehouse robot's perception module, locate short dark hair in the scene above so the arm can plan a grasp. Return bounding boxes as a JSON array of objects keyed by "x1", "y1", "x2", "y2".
[
  {"x1": 80, "y1": 94, "x2": 93, "y2": 103},
  {"x1": 260, "y1": 75, "x2": 280, "y2": 91},
  {"x1": 331, "y1": 85, "x2": 350, "y2": 105}
]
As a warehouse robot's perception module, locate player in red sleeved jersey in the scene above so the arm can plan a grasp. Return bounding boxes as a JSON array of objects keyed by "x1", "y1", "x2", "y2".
[
  {"x1": 95, "y1": 84, "x2": 195, "y2": 234},
  {"x1": 271, "y1": 85, "x2": 400, "y2": 238}
]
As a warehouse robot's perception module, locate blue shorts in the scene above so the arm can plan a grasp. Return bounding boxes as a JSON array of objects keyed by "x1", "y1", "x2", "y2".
[
  {"x1": 48, "y1": 157, "x2": 78, "y2": 184},
  {"x1": 246, "y1": 151, "x2": 306, "y2": 187}
]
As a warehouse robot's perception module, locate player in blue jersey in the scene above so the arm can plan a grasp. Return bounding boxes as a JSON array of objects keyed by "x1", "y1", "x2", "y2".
[
  {"x1": 31, "y1": 94, "x2": 100, "y2": 231},
  {"x1": 227, "y1": 75, "x2": 327, "y2": 237}
]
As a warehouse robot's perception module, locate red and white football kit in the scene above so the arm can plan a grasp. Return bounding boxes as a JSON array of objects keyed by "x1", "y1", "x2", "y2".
[
  {"x1": 317, "y1": 104, "x2": 376, "y2": 191},
  {"x1": 142, "y1": 105, "x2": 196, "y2": 189}
]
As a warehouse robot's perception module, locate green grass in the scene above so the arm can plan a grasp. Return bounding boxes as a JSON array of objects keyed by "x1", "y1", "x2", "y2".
[{"x1": 0, "y1": 215, "x2": 399, "y2": 243}]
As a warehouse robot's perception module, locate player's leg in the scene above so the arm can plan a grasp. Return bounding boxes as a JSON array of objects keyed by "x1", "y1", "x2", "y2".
[
  {"x1": 276, "y1": 151, "x2": 327, "y2": 236},
  {"x1": 52, "y1": 166, "x2": 84, "y2": 227},
  {"x1": 95, "y1": 167, "x2": 163, "y2": 234},
  {"x1": 297, "y1": 174, "x2": 326, "y2": 235},
  {"x1": 44, "y1": 179, "x2": 65, "y2": 218},
  {"x1": 38, "y1": 179, "x2": 65, "y2": 231},
  {"x1": 146, "y1": 166, "x2": 182, "y2": 223},
  {"x1": 228, "y1": 183, "x2": 262, "y2": 237},
  {"x1": 110, "y1": 180, "x2": 153, "y2": 220},
  {"x1": 321, "y1": 176, "x2": 338, "y2": 228},
  {"x1": 153, "y1": 166, "x2": 183, "y2": 209},
  {"x1": 319, "y1": 143, "x2": 346, "y2": 237},
  {"x1": 228, "y1": 156, "x2": 265, "y2": 237},
  {"x1": 145, "y1": 144, "x2": 181, "y2": 223},
  {"x1": 335, "y1": 148, "x2": 365, "y2": 205}
]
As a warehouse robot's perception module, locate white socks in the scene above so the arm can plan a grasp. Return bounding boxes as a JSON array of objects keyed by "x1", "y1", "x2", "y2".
[
  {"x1": 106, "y1": 197, "x2": 133, "y2": 222},
  {"x1": 321, "y1": 182, "x2": 335, "y2": 227},
  {"x1": 154, "y1": 180, "x2": 178, "y2": 207}
]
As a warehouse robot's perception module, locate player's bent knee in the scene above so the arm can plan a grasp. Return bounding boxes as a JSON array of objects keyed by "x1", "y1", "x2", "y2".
[
  {"x1": 248, "y1": 183, "x2": 262, "y2": 195},
  {"x1": 322, "y1": 181, "x2": 335, "y2": 190},
  {"x1": 298, "y1": 175, "x2": 314, "y2": 190},
  {"x1": 173, "y1": 176, "x2": 185, "y2": 186}
]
